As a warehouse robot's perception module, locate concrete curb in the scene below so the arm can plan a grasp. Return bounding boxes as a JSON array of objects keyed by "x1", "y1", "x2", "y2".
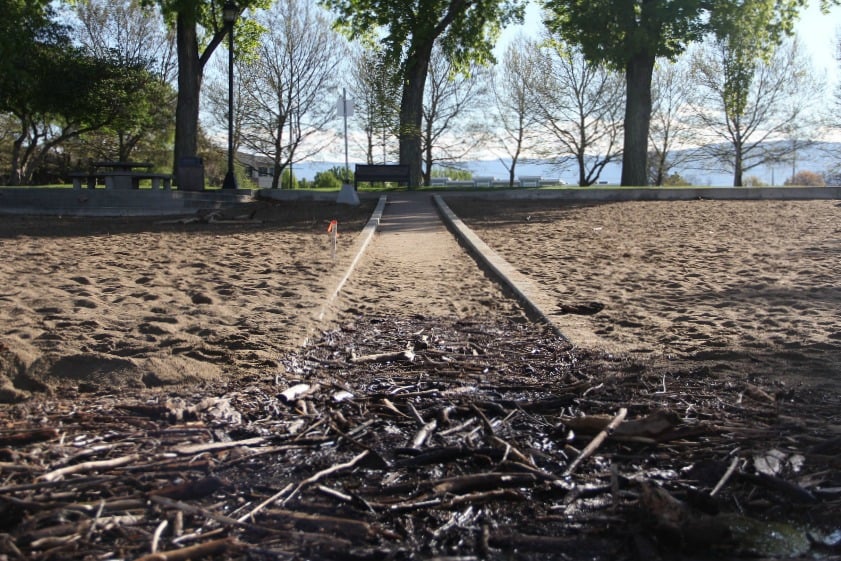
[
  {"x1": 306, "y1": 195, "x2": 387, "y2": 344},
  {"x1": 433, "y1": 195, "x2": 566, "y2": 340}
]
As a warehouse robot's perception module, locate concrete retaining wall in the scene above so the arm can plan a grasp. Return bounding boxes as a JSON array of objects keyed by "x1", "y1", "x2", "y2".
[
  {"x1": 258, "y1": 188, "x2": 382, "y2": 202},
  {"x1": 2, "y1": 185, "x2": 838, "y2": 216},
  {"x1": 0, "y1": 188, "x2": 255, "y2": 217},
  {"x1": 439, "y1": 186, "x2": 841, "y2": 201}
]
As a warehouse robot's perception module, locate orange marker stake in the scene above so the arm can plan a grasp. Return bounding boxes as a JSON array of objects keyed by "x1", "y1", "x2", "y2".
[{"x1": 327, "y1": 220, "x2": 338, "y2": 259}]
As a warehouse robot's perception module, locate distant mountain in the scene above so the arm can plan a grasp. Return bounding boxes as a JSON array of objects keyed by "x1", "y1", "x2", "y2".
[{"x1": 289, "y1": 141, "x2": 841, "y2": 186}]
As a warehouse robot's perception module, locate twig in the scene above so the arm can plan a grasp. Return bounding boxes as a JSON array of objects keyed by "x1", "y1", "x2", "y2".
[
  {"x1": 564, "y1": 408, "x2": 627, "y2": 476},
  {"x1": 710, "y1": 455, "x2": 740, "y2": 497},
  {"x1": 281, "y1": 450, "x2": 370, "y2": 506},
  {"x1": 238, "y1": 483, "x2": 294, "y2": 523},
  {"x1": 172, "y1": 436, "x2": 267, "y2": 456},
  {"x1": 151, "y1": 520, "x2": 168, "y2": 553},
  {"x1": 39, "y1": 454, "x2": 140, "y2": 482},
  {"x1": 133, "y1": 537, "x2": 240, "y2": 561},
  {"x1": 411, "y1": 420, "x2": 437, "y2": 449},
  {"x1": 350, "y1": 349, "x2": 415, "y2": 364}
]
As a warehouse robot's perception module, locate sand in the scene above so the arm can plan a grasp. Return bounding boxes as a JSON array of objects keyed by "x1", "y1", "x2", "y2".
[
  {"x1": 447, "y1": 198, "x2": 841, "y2": 391},
  {"x1": 330, "y1": 194, "x2": 524, "y2": 323},
  {"x1": 0, "y1": 201, "x2": 375, "y2": 401},
  {"x1": 1, "y1": 196, "x2": 839, "y2": 401}
]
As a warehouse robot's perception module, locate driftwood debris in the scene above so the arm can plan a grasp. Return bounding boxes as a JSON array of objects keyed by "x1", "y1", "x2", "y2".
[{"x1": 0, "y1": 316, "x2": 838, "y2": 560}]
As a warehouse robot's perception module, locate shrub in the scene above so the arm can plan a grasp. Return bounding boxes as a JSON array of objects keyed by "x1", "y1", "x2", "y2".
[
  {"x1": 661, "y1": 172, "x2": 691, "y2": 186},
  {"x1": 784, "y1": 170, "x2": 825, "y2": 187},
  {"x1": 312, "y1": 171, "x2": 342, "y2": 189},
  {"x1": 743, "y1": 175, "x2": 767, "y2": 187}
]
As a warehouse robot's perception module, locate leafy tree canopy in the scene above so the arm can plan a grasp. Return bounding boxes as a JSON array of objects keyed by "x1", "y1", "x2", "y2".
[
  {"x1": 141, "y1": 0, "x2": 269, "y2": 53},
  {"x1": 321, "y1": 0, "x2": 526, "y2": 72},
  {"x1": 543, "y1": 0, "x2": 828, "y2": 70}
]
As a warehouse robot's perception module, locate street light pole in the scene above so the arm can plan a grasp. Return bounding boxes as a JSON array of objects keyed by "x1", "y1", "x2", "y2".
[
  {"x1": 222, "y1": 2, "x2": 238, "y2": 190},
  {"x1": 342, "y1": 88, "x2": 349, "y2": 181}
]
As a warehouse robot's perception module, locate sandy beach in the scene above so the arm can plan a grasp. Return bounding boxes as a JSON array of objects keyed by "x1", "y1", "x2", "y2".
[
  {"x1": 1, "y1": 195, "x2": 839, "y2": 560},
  {"x1": 2, "y1": 197, "x2": 839, "y2": 399},
  {"x1": 447, "y1": 198, "x2": 841, "y2": 391},
  {"x1": 0, "y1": 201, "x2": 376, "y2": 400}
]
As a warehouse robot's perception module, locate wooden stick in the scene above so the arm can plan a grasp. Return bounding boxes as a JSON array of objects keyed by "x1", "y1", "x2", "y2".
[
  {"x1": 411, "y1": 420, "x2": 437, "y2": 449},
  {"x1": 151, "y1": 520, "x2": 168, "y2": 554},
  {"x1": 350, "y1": 349, "x2": 415, "y2": 364},
  {"x1": 237, "y1": 483, "x2": 294, "y2": 523},
  {"x1": 133, "y1": 537, "x2": 239, "y2": 561},
  {"x1": 710, "y1": 455, "x2": 740, "y2": 497},
  {"x1": 39, "y1": 454, "x2": 140, "y2": 482},
  {"x1": 281, "y1": 450, "x2": 370, "y2": 506},
  {"x1": 564, "y1": 408, "x2": 627, "y2": 476},
  {"x1": 172, "y1": 437, "x2": 266, "y2": 456}
]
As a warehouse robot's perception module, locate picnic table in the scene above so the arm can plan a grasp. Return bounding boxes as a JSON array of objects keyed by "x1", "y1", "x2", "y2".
[{"x1": 69, "y1": 161, "x2": 172, "y2": 190}]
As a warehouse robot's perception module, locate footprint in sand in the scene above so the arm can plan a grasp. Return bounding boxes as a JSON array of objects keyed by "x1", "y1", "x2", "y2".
[{"x1": 190, "y1": 292, "x2": 214, "y2": 305}]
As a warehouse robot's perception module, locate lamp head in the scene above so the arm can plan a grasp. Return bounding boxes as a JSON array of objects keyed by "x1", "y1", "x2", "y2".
[{"x1": 223, "y1": 1, "x2": 238, "y2": 25}]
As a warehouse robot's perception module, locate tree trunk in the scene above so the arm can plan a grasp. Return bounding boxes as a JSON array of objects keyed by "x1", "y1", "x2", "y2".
[
  {"x1": 733, "y1": 142, "x2": 743, "y2": 187},
  {"x1": 399, "y1": 42, "x2": 432, "y2": 189},
  {"x1": 577, "y1": 153, "x2": 587, "y2": 187},
  {"x1": 173, "y1": 11, "x2": 201, "y2": 181},
  {"x1": 10, "y1": 125, "x2": 25, "y2": 186},
  {"x1": 621, "y1": 53, "x2": 655, "y2": 187}
]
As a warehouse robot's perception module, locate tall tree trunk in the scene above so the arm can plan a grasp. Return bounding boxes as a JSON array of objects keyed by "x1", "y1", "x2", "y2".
[
  {"x1": 621, "y1": 53, "x2": 655, "y2": 187},
  {"x1": 10, "y1": 126, "x2": 26, "y2": 186},
  {"x1": 577, "y1": 152, "x2": 587, "y2": 187},
  {"x1": 399, "y1": 42, "x2": 432, "y2": 189},
  {"x1": 733, "y1": 143, "x2": 743, "y2": 187},
  {"x1": 173, "y1": 11, "x2": 201, "y2": 181}
]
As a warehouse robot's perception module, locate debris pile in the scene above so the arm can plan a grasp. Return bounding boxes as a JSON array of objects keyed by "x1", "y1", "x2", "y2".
[{"x1": 1, "y1": 316, "x2": 839, "y2": 560}]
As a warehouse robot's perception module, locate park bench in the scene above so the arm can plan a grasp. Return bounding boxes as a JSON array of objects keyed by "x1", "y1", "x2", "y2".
[
  {"x1": 69, "y1": 171, "x2": 172, "y2": 190},
  {"x1": 354, "y1": 164, "x2": 410, "y2": 189},
  {"x1": 472, "y1": 176, "x2": 495, "y2": 188},
  {"x1": 69, "y1": 162, "x2": 172, "y2": 190},
  {"x1": 518, "y1": 176, "x2": 542, "y2": 188}
]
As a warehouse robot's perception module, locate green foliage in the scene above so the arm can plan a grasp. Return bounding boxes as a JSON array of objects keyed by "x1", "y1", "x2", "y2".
[
  {"x1": 431, "y1": 166, "x2": 471, "y2": 180},
  {"x1": 312, "y1": 167, "x2": 349, "y2": 189},
  {"x1": 321, "y1": 0, "x2": 525, "y2": 187},
  {"x1": 1, "y1": 12, "x2": 160, "y2": 184},
  {"x1": 280, "y1": 168, "x2": 298, "y2": 190},
  {"x1": 542, "y1": 0, "x2": 810, "y2": 70},
  {"x1": 540, "y1": 0, "x2": 816, "y2": 186},
  {"x1": 322, "y1": 0, "x2": 525, "y2": 71}
]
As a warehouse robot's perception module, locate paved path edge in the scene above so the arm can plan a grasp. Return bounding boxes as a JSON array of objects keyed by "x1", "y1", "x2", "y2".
[{"x1": 433, "y1": 195, "x2": 567, "y2": 341}]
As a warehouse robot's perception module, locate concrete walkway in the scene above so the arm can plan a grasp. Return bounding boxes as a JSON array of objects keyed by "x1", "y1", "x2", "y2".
[{"x1": 316, "y1": 191, "x2": 566, "y2": 343}]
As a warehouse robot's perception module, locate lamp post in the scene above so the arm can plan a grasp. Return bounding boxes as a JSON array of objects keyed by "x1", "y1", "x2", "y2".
[{"x1": 222, "y1": 1, "x2": 238, "y2": 190}]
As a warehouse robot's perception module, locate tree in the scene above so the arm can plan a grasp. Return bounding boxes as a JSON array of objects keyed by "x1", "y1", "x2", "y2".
[
  {"x1": 784, "y1": 170, "x2": 825, "y2": 186},
  {"x1": 527, "y1": 38, "x2": 624, "y2": 186},
  {"x1": 541, "y1": 0, "x2": 818, "y2": 187},
  {"x1": 421, "y1": 46, "x2": 490, "y2": 185},
  {"x1": 689, "y1": 37, "x2": 821, "y2": 186},
  {"x1": 0, "y1": 1, "x2": 152, "y2": 184},
  {"x1": 648, "y1": 58, "x2": 699, "y2": 186},
  {"x1": 321, "y1": 0, "x2": 525, "y2": 187},
  {"x1": 491, "y1": 34, "x2": 543, "y2": 188},
  {"x1": 209, "y1": 0, "x2": 345, "y2": 189},
  {"x1": 71, "y1": 0, "x2": 177, "y2": 163},
  {"x1": 349, "y1": 47, "x2": 401, "y2": 165},
  {"x1": 142, "y1": 0, "x2": 269, "y2": 180}
]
